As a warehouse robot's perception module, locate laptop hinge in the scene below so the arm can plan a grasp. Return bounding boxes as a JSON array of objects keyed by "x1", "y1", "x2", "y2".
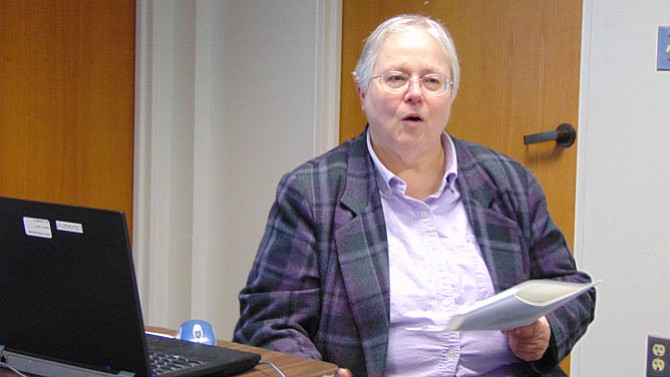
[{"x1": 0, "y1": 348, "x2": 136, "y2": 377}]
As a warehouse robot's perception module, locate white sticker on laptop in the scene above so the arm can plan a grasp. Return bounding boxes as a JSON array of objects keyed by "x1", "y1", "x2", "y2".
[
  {"x1": 56, "y1": 220, "x2": 83, "y2": 234},
  {"x1": 23, "y1": 217, "x2": 53, "y2": 239}
]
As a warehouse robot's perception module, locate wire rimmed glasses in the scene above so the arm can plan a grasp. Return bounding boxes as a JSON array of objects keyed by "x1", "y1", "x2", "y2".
[{"x1": 372, "y1": 71, "x2": 453, "y2": 96}]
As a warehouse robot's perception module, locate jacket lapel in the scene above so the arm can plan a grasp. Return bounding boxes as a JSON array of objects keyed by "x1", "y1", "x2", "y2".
[
  {"x1": 334, "y1": 134, "x2": 390, "y2": 376},
  {"x1": 453, "y1": 137, "x2": 525, "y2": 292}
]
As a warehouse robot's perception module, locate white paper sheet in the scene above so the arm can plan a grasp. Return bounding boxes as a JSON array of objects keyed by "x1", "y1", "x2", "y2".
[{"x1": 406, "y1": 279, "x2": 600, "y2": 332}]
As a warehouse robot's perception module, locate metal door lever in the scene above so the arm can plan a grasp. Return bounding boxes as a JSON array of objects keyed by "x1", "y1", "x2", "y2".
[{"x1": 523, "y1": 123, "x2": 576, "y2": 147}]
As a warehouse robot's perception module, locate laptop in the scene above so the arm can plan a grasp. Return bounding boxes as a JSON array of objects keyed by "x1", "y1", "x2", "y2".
[{"x1": 0, "y1": 196, "x2": 260, "y2": 376}]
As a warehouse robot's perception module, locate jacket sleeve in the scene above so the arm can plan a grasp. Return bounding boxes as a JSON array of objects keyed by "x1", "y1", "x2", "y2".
[
  {"x1": 520, "y1": 167, "x2": 596, "y2": 373},
  {"x1": 233, "y1": 171, "x2": 323, "y2": 360}
]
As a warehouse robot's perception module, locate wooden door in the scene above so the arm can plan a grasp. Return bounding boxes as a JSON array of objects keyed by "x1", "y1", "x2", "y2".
[
  {"x1": 0, "y1": 0, "x2": 135, "y2": 229},
  {"x1": 340, "y1": 0, "x2": 582, "y2": 373}
]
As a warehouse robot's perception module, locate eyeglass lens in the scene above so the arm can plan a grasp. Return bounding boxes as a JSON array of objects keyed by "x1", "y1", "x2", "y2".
[{"x1": 378, "y1": 71, "x2": 450, "y2": 95}]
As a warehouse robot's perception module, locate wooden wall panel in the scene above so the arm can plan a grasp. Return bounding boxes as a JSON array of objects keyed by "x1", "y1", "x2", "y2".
[{"x1": 0, "y1": 0, "x2": 135, "y2": 229}]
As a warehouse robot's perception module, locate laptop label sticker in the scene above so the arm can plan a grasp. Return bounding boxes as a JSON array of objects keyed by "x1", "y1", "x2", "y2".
[
  {"x1": 56, "y1": 220, "x2": 84, "y2": 234},
  {"x1": 23, "y1": 217, "x2": 53, "y2": 239}
]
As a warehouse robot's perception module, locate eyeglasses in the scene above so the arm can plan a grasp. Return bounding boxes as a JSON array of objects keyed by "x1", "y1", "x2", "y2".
[{"x1": 372, "y1": 71, "x2": 453, "y2": 96}]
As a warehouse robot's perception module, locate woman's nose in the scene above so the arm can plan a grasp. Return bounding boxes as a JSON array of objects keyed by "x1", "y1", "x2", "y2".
[{"x1": 404, "y1": 79, "x2": 424, "y2": 102}]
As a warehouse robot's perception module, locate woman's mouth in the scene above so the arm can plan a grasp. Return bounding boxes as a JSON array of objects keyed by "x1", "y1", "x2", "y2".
[{"x1": 403, "y1": 114, "x2": 424, "y2": 123}]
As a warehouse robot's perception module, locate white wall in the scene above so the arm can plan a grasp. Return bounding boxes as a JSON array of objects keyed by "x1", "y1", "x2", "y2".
[
  {"x1": 572, "y1": 0, "x2": 670, "y2": 375},
  {"x1": 133, "y1": 0, "x2": 340, "y2": 338}
]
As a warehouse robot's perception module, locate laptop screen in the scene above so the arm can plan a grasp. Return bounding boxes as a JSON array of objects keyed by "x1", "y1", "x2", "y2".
[{"x1": 0, "y1": 197, "x2": 150, "y2": 375}]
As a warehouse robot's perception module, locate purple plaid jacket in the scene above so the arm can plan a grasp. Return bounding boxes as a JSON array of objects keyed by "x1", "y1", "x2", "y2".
[{"x1": 233, "y1": 130, "x2": 595, "y2": 376}]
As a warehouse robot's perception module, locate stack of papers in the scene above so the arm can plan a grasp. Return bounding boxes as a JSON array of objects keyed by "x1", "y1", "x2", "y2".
[{"x1": 406, "y1": 279, "x2": 600, "y2": 332}]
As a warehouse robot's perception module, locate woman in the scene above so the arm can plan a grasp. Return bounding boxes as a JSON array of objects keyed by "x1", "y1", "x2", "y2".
[{"x1": 234, "y1": 14, "x2": 595, "y2": 377}]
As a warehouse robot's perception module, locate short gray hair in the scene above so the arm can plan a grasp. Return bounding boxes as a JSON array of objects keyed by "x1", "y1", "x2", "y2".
[{"x1": 353, "y1": 14, "x2": 460, "y2": 99}]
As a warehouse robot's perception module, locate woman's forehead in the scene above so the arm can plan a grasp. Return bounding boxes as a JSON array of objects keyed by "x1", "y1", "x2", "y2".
[{"x1": 376, "y1": 30, "x2": 451, "y2": 72}]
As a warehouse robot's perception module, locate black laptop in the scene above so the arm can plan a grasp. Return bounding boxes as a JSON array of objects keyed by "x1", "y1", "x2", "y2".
[{"x1": 0, "y1": 196, "x2": 260, "y2": 376}]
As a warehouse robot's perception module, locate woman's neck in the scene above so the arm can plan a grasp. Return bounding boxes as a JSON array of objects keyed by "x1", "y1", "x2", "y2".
[{"x1": 375, "y1": 143, "x2": 446, "y2": 200}]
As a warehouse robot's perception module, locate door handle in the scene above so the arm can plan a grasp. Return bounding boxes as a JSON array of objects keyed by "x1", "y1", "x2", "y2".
[{"x1": 523, "y1": 123, "x2": 576, "y2": 148}]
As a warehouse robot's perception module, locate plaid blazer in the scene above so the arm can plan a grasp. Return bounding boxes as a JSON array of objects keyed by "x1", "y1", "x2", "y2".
[{"x1": 234, "y1": 130, "x2": 595, "y2": 377}]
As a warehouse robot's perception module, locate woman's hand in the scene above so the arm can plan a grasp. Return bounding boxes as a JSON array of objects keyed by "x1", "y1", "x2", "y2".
[
  {"x1": 503, "y1": 316, "x2": 551, "y2": 361},
  {"x1": 337, "y1": 368, "x2": 353, "y2": 377}
]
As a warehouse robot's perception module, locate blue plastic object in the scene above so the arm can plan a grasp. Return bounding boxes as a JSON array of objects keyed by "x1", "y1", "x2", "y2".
[
  {"x1": 176, "y1": 319, "x2": 217, "y2": 345},
  {"x1": 658, "y1": 26, "x2": 670, "y2": 71}
]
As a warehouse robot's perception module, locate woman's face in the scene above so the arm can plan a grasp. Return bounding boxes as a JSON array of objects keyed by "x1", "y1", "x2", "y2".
[{"x1": 358, "y1": 29, "x2": 453, "y2": 164}]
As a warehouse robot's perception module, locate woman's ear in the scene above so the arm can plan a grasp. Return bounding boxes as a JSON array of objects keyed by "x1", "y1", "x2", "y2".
[{"x1": 355, "y1": 80, "x2": 366, "y2": 112}]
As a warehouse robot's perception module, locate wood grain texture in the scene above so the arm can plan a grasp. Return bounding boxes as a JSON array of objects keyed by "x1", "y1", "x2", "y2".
[{"x1": 0, "y1": 0, "x2": 135, "y2": 229}]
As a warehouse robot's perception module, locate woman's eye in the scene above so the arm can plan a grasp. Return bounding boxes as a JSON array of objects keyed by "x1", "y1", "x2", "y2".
[
  {"x1": 424, "y1": 76, "x2": 441, "y2": 86},
  {"x1": 386, "y1": 75, "x2": 406, "y2": 83}
]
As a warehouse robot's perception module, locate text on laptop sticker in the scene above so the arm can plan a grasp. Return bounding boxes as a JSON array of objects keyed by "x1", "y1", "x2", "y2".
[
  {"x1": 23, "y1": 217, "x2": 53, "y2": 239},
  {"x1": 56, "y1": 220, "x2": 84, "y2": 234}
]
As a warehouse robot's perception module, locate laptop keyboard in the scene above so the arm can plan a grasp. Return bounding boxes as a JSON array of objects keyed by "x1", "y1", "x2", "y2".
[{"x1": 150, "y1": 351, "x2": 206, "y2": 376}]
